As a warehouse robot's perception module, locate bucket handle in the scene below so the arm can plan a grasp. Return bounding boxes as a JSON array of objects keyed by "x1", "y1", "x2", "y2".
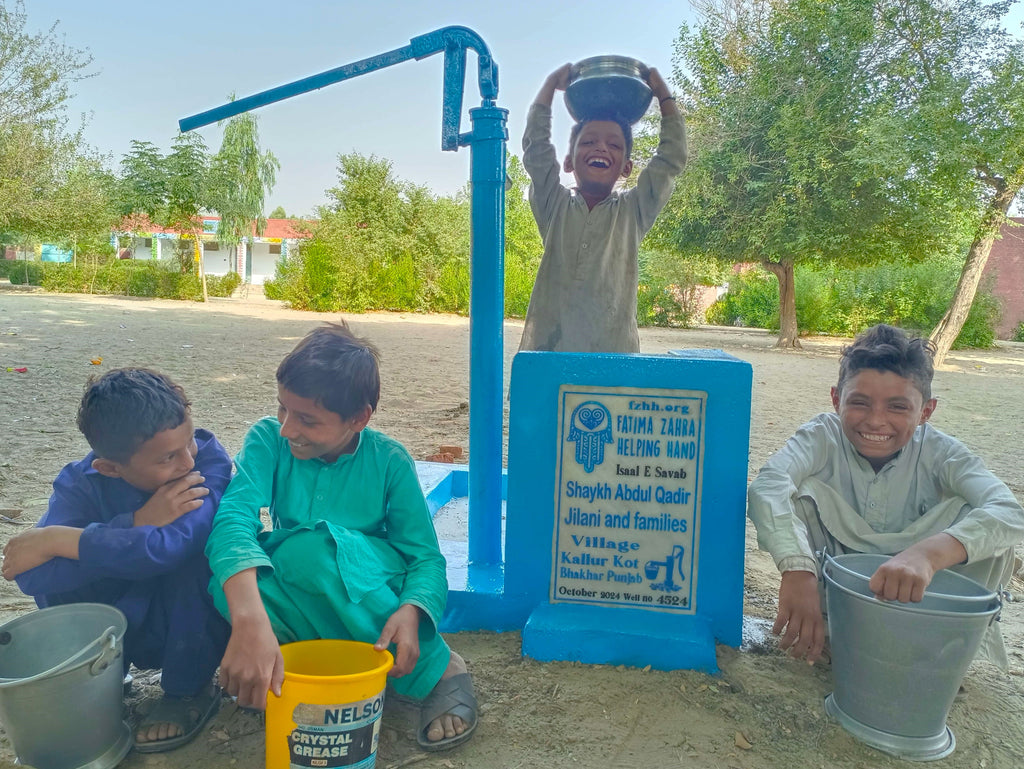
[
  {"x1": 89, "y1": 629, "x2": 120, "y2": 676},
  {"x1": 0, "y1": 626, "x2": 119, "y2": 686},
  {"x1": 823, "y1": 551, "x2": 1003, "y2": 610}
]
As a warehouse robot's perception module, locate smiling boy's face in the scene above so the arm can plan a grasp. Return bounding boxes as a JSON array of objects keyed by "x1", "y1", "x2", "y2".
[
  {"x1": 831, "y1": 369, "x2": 937, "y2": 471},
  {"x1": 92, "y1": 416, "x2": 198, "y2": 492},
  {"x1": 564, "y1": 120, "x2": 633, "y2": 197},
  {"x1": 276, "y1": 385, "x2": 371, "y2": 463}
]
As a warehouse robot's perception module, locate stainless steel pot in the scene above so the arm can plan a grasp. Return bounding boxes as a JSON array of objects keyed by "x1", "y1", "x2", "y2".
[{"x1": 564, "y1": 55, "x2": 653, "y2": 124}]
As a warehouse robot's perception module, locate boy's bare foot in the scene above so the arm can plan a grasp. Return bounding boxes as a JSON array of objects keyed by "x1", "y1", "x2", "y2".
[
  {"x1": 420, "y1": 652, "x2": 478, "y2": 749},
  {"x1": 134, "y1": 684, "x2": 221, "y2": 753}
]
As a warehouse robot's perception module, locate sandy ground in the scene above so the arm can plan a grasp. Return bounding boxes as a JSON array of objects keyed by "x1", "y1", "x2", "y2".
[{"x1": 0, "y1": 285, "x2": 1022, "y2": 769}]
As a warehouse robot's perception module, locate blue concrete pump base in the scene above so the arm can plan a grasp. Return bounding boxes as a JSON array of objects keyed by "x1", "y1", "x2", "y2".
[{"x1": 523, "y1": 603, "x2": 718, "y2": 673}]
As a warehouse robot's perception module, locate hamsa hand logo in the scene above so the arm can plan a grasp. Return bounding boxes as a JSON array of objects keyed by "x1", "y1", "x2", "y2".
[{"x1": 567, "y1": 401, "x2": 613, "y2": 473}]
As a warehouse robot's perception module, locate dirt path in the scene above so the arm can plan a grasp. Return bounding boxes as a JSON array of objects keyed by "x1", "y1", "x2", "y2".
[{"x1": 0, "y1": 287, "x2": 1022, "y2": 769}]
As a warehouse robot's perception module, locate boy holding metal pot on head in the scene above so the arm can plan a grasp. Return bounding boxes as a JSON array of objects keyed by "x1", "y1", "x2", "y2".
[
  {"x1": 747, "y1": 324, "x2": 1024, "y2": 666},
  {"x1": 519, "y1": 62, "x2": 687, "y2": 354}
]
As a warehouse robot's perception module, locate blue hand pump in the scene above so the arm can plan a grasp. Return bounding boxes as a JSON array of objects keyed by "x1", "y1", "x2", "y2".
[{"x1": 180, "y1": 26, "x2": 507, "y2": 565}]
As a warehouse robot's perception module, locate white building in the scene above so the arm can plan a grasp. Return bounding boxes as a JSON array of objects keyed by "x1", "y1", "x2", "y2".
[{"x1": 118, "y1": 217, "x2": 310, "y2": 286}]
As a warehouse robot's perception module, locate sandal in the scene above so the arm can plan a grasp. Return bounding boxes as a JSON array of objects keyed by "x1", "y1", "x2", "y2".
[
  {"x1": 134, "y1": 684, "x2": 222, "y2": 753},
  {"x1": 417, "y1": 672, "x2": 478, "y2": 752}
]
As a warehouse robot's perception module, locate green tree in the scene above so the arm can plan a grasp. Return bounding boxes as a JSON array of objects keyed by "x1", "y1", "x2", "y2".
[
  {"x1": 165, "y1": 132, "x2": 212, "y2": 300},
  {"x1": 0, "y1": 121, "x2": 78, "y2": 240},
  {"x1": 117, "y1": 140, "x2": 167, "y2": 220},
  {"x1": 47, "y1": 154, "x2": 118, "y2": 262},
  {"x1": 0, "y1": 1, "x2": 93, "y2": 131},
  {"x1": 268, "y1": 205, "x2": 288, "y2": 219},
  {"x1": 0, "y1": 1, "x2": 93, "y2": 243},
  {"x1": 209, "y1": 109, "x2": 280, "y2": 275},
  {"x1": 667, "y1": 0, "x2": 984, "y2": 346},
  {"x1": 504, "y1": 154, "x2": 543, "y2": 316},
  {"x1": 271, "y1": 152, "x2": 471, "y2": 313},
  {"x1": 878, "y1": 2, "x2": 1024, "y2": 362}
]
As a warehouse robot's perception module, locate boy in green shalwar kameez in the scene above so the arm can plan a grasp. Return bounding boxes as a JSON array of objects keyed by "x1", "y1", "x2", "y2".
[{"x1": 206, "y1": 322, "x2": 477, "y2": 751}]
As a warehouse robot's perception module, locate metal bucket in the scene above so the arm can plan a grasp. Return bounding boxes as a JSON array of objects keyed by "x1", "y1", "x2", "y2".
[
  {"x1": 0, "y1": 603, "x2": 132, "y2": 769},
  {"x1": 823, "y1": 553, "x2": 1000, "y2": 761}
]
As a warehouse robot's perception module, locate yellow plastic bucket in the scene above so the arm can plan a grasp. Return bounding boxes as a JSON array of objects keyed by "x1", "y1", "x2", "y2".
[{"x1": 266, "y1": 640, "x2": 394, "y2": 769}]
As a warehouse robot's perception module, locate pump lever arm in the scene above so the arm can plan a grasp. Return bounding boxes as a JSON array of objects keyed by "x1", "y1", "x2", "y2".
[{"x1": 179, "y1": 25, "x2": 499, "y2": 153}]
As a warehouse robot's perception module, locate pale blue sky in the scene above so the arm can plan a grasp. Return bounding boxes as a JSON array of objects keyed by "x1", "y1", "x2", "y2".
[
  {"x1": 30, "y1": 1, "x2": 1024, "y2": 217},
  {"x1": 30, "y1": 0, "x2": 697, "y2": 216}
]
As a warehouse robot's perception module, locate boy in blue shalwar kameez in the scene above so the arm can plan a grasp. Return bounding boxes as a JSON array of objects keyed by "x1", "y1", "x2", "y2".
[{"x1": 2, "y1": 368, "x2": 231, "y2": 752}]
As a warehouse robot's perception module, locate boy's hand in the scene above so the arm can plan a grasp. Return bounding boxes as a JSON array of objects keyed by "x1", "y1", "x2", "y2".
[
  {"x1": 646, "y1": 67, "x2": 671, "y2": 101},
  {"x1": 872, "y1": 532, "x2": 966, "y2": 606},
  {"x1": 869, "y1": 552, "x2": 934, "y2": 603},
  {"x1": 869, "y1": 534, "x2": 967, "y2": 603},
  {"x1": 375, "y1": 603, "x2": 422, "y2": 677},
  {"x1": 535, "y1": 63, "x2": 573, "y2": 107},
  {"x1": 547, "y1": 63, "x2": 573, "y2": 92},
  {"x1": 133, "y1": 471, "x2": 209, "y2": 527},
  {"x1": 220, "y1": 613, "x2": 284, "y2": 711},
  {"x1": 2, "y1": 526, "x2": 80, "y2": 580},
  {"x1": 773, "y1": 570, "x2": 826, "y2": 663}
]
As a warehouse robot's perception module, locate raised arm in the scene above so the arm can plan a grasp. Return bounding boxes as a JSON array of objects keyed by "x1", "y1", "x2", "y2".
[
  {"x1": 532, "y1": 63, "x2": 572, "y2": 109},
  {"x1": 871, "y1": 436, "x2": 1024, "y2": 602},
  {"x1": 631, "y1": 67, "x2": 688, "y2": 233},
  {"x1": 647, "y1": 67, "x2": 680, "y2": 119}
]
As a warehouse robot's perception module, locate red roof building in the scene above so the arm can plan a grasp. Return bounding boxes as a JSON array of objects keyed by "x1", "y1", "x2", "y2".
[{"x1": 117, "y1": 216, "x2": 312, "y2": 285}]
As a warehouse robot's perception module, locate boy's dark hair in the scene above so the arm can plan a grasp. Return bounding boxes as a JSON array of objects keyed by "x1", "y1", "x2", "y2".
[
  {"x1": 837, "y1": 324, "x2": 935, "y2": 400},
  {"x1": 276, "y1": 322, "x2": 381, "y2": 419},
  {"x1": 569, "y1": 116, "x2": 634, "y2": 158},
  {"x1": 77, "y1": 368, "x2": 191, "y2": 463}
]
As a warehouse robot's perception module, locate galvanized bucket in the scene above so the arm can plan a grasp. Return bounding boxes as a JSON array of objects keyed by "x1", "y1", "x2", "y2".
[
  {"x1": 0, "y1": 603, "x2": 132, "y2": 769},
  {"x1": 823, "y1": 553, "x2": 1000, "y2": 761}
]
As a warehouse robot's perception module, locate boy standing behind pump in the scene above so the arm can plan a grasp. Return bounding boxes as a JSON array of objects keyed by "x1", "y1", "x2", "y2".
[
  {"x1": 2, "y1": 368, "x2": 232, "y2": 752},
  {"x1": 520, "y1": 63, "x2": 687, "y2": 353}
]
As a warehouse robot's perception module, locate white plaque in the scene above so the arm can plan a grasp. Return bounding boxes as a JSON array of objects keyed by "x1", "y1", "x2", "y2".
[{"x1": 551, "y1": 385, "x2": 706, "y2": 613}]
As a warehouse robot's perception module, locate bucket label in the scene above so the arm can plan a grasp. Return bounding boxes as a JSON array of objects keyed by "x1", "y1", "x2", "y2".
[
  {"x1": 287, "y1": 692, "x2": 385, "y2": 769},
  {"x1": 551, "y1": 385, "x2": 705, "y2": 614}
]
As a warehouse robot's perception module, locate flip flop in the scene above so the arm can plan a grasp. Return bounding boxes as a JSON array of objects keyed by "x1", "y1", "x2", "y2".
[
  {"x1": 417, "y1": 672, "x2": 478, "y2": 752},
  {"x1": 134, "y1": 684, "x2": 222, "y2": 753}
]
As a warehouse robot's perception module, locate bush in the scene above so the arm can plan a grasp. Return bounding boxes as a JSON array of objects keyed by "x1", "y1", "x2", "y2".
[
  {"x1": 705, "y1": 257, "x2": 999, "y2": 348},
  {"x1": 504, "y1": 254, "x2": 537, "y2": 319},
  {"x1": 706, "y1": 268, "x2": 779, "y2": 329},
  {"x1": 208, "y1": 271, "x2": 242, "y2": 298},
  {"x1": 1014, "y1": 322, "x2": 1024, "y2": 343},
  {"x1": 6, "y1": 261, "x2": 43, "y2": 285},
  {"x1": 635, "y1": 249, "x2": 716, "y2": 328},
  {"x1": 32, "y1": 259, "x2": 246, "y2": 301}
]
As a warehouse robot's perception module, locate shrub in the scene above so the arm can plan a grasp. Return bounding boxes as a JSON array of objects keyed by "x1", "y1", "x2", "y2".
[
  {"x1": 7, "y1": 261, "x2": 44, "y2": 285},
  {"x1": 1014, "y1": 322, "x2": 1024, "y2": 343},
  {"x1": 434, "y1": 258, "x2": 470, "y2": 315},
  {"x1": 706, "y1": 267, "x2": 779, "y2": 329},
  {"x1": 207, "y1": 271, "x2": 242, "y2": 298},
  {"x1": 40, "y1": 263, "x2": 88, "y2": 292},
  {"x1": 636, "y1": 249, "x2": 715, "y2": 328},
  {"x1": 707, "y1": 257, "x2": 999, "y2": 348}
]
